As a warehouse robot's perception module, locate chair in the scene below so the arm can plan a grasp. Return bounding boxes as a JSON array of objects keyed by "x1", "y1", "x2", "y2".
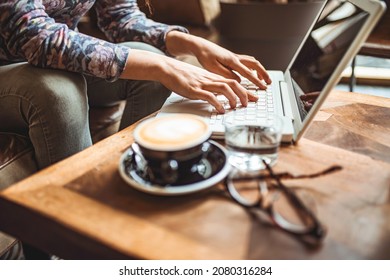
[{"x1": 349, "y1": 1, "x2": 390, "y2": 91}]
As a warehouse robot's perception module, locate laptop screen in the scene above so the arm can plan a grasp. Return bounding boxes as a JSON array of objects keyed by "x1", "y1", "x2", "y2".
[{"x1": 289, "y1": 0, "x2": 369, "y2": 121}]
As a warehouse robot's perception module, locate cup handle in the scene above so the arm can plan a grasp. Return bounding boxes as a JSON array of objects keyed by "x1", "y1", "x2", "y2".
[{"x1": 201, "y1": 141, "x2": 212, "y2": 158}]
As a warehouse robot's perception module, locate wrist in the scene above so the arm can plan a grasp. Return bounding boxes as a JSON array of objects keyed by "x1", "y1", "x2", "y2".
[
  {"x1": 120, "y1": 49, "x2": 168, "y2": 82},
  {"x1": 166, "y1": 31, "x2": 201, "y2": 57}
]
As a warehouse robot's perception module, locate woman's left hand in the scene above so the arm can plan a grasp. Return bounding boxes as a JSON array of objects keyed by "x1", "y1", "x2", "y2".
[
  {"x1": 193, "y1": 37, "x2": 272, "y2": 90},
  {"x1": 166, "y1": 31, "x2": 272, "y2": 90}
]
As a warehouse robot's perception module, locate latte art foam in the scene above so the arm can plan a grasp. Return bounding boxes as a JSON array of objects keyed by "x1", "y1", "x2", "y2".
[{"x1": 134, "y1": 114, "x2": 211, "y2": 151}]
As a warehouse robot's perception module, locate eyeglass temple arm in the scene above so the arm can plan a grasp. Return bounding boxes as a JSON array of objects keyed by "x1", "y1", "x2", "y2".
[{"x1": 230, "y1": 165, "x2": 342, "y2": 183}]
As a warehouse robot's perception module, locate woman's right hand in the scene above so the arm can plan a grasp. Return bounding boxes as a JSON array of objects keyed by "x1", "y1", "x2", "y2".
[{"x1": 120, "y1": 50, "x2": 258, "y2": 113}]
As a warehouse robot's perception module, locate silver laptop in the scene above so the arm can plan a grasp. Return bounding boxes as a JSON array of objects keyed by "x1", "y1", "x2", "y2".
[{"x1": 158, "y1": 0, "x2": 386, "y2": 143}]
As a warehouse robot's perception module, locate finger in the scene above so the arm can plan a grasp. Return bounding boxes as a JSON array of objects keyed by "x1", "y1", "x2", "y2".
[
  {"x1": 204, "y1": 82, "x2": 239, "y2": 109},
  {"x1": 247, "y1": 90, "x2": 259, "y2": 102},
  {"x1": 300, "y1": 95, "x2": 312, "y2": 101},
  {"x1": 239, "y1": 55, "x2": 272, "y2": 85},
  {"x1": 228, "y1": 58, "x2": 268, "y2": 90},
  {"x1": 212, "y1": 63, "x2": 241, "y2": 82},
  {"x1": 225, "y1": 79, "x2": 252, "y2": 107},
  {"x1": 226, "y1": 76, "x2": 260, "y2": 103},
  {"x1": 305, "y1": 92, "x2": 321, "y2": 97},
  {"x1": 300, "y1": 92, "x2": 319, "y2": 101},
  {"x1": 194, "y1": 89, "x2": 225, "y2": 114}
]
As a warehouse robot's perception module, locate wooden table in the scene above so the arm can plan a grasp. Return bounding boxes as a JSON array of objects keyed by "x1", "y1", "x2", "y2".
[{"x1": 0, "y1": 91, "x2": 389, "y2": 259}]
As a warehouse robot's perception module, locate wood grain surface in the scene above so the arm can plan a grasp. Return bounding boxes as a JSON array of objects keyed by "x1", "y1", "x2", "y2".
[
  {"x1": 0, "y1": 91, "x2": 389, "y2": 259},
  {"x1": 305, "y1": 91, "x2": 390, "y2": 163}
]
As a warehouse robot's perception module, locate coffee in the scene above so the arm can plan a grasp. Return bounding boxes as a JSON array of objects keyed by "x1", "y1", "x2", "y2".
[
  {"x1": 133, "y1": 114, "x2": 212, "y2": 185},
  {"x1": 134, "y1": 114, "x2": 211, "y2": 151}
]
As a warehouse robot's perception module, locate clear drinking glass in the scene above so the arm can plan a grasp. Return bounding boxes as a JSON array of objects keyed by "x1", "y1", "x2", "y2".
[{"x1": 224, "y1": 113, "x2": 283, "y2": 172}]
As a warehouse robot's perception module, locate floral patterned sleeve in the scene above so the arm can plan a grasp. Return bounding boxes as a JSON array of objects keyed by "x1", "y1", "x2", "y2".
[
  {"x1": 0, "y1": 0, "x2": 129, "y2": 81},
  {"x1": 94, "y1": 0, "x2": 189, "y2": 55}
]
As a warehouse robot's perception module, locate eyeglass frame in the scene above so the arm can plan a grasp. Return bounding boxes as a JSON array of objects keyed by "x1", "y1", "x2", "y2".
[{"x1": 224, "y1": 160, "x2": 342, "y2": 243}]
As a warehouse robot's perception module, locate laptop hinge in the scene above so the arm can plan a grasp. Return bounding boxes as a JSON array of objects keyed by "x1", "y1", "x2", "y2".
[{"x1": 279, "y1": 81, "x2": 294, "y2": 121}]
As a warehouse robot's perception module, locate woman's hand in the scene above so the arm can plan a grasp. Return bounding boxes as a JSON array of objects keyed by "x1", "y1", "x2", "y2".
[
  {"x1": 120, "y1": 49, "x2": 252, "y2": 113},
  {"x1": 121, "y1": 30, "x2": 272, "y2": 114},
  {"x1": 166, "y1": 31, "x2": 272, "y2": 90}
]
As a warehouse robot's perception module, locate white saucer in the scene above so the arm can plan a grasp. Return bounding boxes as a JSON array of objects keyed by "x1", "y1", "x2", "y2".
[{"x1": 118, "y1": 140, "x2": 231, "y2": 196}]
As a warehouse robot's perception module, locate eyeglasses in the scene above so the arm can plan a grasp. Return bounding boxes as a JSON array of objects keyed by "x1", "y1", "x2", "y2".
[{"x1": 225, "y1": 160, "x2": 342, "y2": 244}]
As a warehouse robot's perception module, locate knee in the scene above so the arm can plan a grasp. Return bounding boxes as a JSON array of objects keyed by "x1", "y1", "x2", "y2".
[
  {"x1": 21, "y1": 68, "x2": 89, "y2": 121},
  {"x1": 37, "y1": 71, "x2": 87, "y2": 109}
]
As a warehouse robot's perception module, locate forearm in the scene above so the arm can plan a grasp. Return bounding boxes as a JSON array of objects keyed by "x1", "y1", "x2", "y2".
[
  {"x1": 119, "y1": 40, "x2": 261, "y2": 114},
  {"x1": 120, "y1": 44, "x2": 223, "y2": 83},
  {"x1": 119, "y1": 49, "x2": 171, "y2": 82},
  {"x1": 1, "y1": 1, "x2": 128, "y2": 81},
  {"x1": 95, "y1": 0, "x2": 188, "y2": 54},
  {"x1": 166, "y1": 30, "x2": 271, "y2": 87}
]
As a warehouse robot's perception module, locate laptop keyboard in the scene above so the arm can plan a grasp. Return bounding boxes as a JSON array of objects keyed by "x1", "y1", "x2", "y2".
[{"x1": 208, "y1": 77, "x2": 275, "y2": 127}]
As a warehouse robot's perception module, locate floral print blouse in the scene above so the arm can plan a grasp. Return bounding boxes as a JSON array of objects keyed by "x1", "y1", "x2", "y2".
[{"x1": 0, "y1": 0, "x2": 188, "y2": 81}]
